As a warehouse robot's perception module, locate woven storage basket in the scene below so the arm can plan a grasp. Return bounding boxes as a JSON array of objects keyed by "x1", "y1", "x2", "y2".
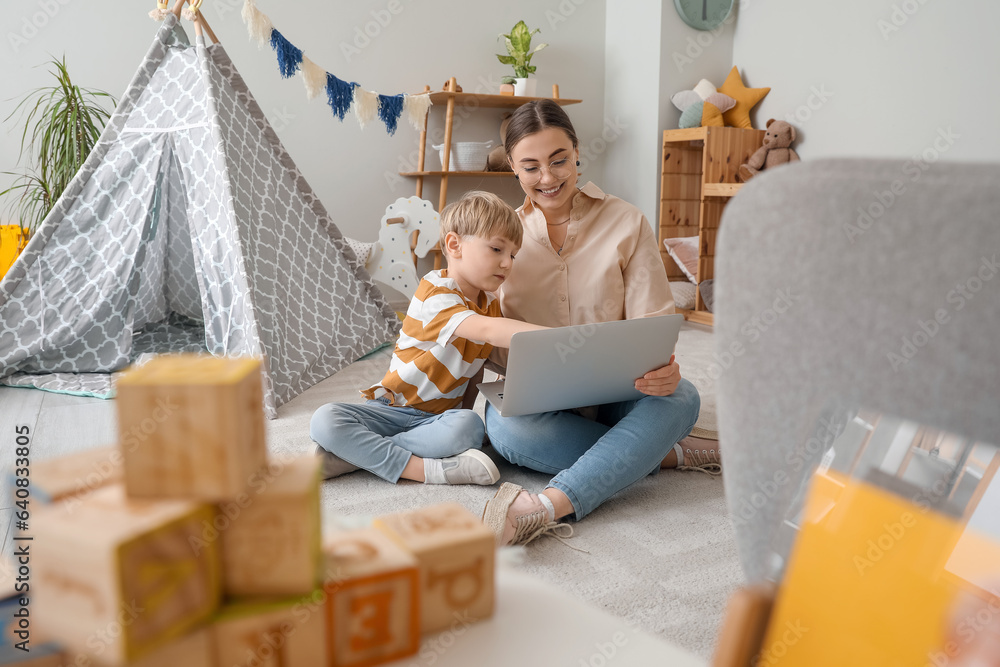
[{"x1": 433, "y1": 141, "x2": 493, "y2": 171}]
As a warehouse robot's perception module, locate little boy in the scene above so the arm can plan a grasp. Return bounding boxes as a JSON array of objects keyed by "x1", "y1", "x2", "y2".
[{"x1": 310, "y1": 191, "x2": 544, "y2": 485}]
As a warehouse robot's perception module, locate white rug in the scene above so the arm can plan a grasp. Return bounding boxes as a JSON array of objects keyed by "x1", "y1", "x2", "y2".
[{"x1": 266, "y1": 322, "x2": 742, "y2": 659}]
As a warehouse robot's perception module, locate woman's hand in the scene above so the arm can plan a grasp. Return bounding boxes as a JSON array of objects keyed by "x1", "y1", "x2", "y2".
[{"x1": 635, "y1": 355, "x2": 681, "y2": 396}]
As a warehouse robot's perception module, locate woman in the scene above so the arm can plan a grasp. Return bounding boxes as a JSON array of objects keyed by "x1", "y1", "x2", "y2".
[{"x1": 481, "y1": 100, "x2": 718, "y2": 547}]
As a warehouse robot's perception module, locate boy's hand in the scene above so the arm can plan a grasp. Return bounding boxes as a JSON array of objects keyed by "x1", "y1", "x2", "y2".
[{"x1": 635, "y1": 355, "x2": 681, "y2": 396}]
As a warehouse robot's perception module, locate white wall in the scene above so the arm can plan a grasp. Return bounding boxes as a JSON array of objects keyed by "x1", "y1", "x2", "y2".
[
  {"x1": 732, "y1": 0, "x2": 1000, "y2": 161},
  {"x1": 603, "y1": 0, "x2": 734, "y2": 223},
  {"x1": 0, "y1": 1, "x2": 606, "y2": 243}
]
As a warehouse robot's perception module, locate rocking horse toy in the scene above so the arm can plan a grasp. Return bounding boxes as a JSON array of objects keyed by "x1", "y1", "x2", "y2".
[{"x1": 345, "y1": 197, "x2": 440, "y2": 298}]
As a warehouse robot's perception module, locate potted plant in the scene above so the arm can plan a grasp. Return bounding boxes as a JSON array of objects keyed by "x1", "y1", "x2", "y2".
[
  {"x1": 1, "y1": 56, "x2": 116, "y2": 271},
  {"x1": 496, "y1": 21, "x2": 547, "y2": 98}
]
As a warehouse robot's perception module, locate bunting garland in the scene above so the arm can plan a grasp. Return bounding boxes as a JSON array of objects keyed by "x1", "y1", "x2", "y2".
[
  {"x1": 269, "y1": 29, "x2": 302, "y2": 78},
  {"x1": 378, "y1": 95, "x2": 405, "y2": 135},
  {"x1": 239, "y1": 0, "x2": 431, "y2": 135}
]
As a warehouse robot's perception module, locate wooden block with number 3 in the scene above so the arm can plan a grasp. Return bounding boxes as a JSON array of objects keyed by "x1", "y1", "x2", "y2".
[
  {"x1": 374, "y1": 503, "x2": 494, "y2": 634},
  {"x1": 323, "y1": 527, "x2": 420, "y2": 667},
  {"x1": 216, "y1": 454, "x2": 323, "y2": 597},
  {"x1": 115, "y1": 354, "x2": 267, "y2": 501},
  {"x1": 32, "y1": 485, "x2": 221, "y2": 664}
]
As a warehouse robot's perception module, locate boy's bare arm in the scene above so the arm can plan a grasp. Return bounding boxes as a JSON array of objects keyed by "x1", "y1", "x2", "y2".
[{"x1": 454, "y1": 314, "x2": 547, "y2": 348}]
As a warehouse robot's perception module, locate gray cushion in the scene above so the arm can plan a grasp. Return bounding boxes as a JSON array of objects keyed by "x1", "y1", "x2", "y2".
[{"x1": 715, "y1": 158, "x2": 1000, "y2": 581}]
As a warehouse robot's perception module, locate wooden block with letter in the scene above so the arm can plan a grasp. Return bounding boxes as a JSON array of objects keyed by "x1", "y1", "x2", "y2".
[
  {"x1": 374, "y1": 503, "x2": 494, "y2": 634},
  {"x1": 115, "y1": 354, "x2": 267, "y2": 501},
  {"x1": 212, "y1": 595, "x2": 326, "y2": 667},
  {"x1": 323, "y1": 527, "x2": 420, "y2": 667},
  {"x1": 32, "y1": 485, "x2": 221, "y2": 664},
  {"x1": 11, "y1": 445, "x2": 123, "y2": 506},
  {"x1": 219, "y1": 454, "x2": 322, "y2": 597}
]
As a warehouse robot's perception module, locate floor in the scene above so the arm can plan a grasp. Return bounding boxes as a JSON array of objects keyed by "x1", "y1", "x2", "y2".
[{"x1": 0, "y1": 320, "x2": 742, "y2": 659}]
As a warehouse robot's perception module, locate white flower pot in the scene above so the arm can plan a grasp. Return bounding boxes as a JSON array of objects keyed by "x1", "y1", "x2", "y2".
[{"x1": 513, "y1": 77, "x2": 537, "y2": 98}]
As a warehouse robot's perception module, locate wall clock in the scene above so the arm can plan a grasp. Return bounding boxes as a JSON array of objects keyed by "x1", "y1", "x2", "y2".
[{"x1": 674, "y1": 0, "x2": 735, "y2": 31}]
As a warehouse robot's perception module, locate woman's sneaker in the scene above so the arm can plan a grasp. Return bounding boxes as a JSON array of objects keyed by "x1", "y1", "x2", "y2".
[
  {"x1": 482, "y1": 482, "x2": 572, "y2": 547},
  {"x1": 675, "y1": 436, "x2": 722, "y2": 476},
  {"x1": 424, "y1": 450, "x2": 500, "y2": 485}
]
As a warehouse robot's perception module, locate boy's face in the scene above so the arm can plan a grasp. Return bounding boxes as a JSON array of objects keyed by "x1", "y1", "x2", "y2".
[{"x1": 444, "y1": 232, "x2": 519, "y2": 294}]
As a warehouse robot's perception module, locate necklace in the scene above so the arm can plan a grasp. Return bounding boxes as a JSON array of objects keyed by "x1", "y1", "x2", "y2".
[{"x1": 546, "y1": 217, "x2": 571, "y2": 226}]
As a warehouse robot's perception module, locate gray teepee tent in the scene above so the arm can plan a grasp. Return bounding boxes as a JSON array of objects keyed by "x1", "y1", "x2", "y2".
[{"x1": 0, "y1": 16, "x2": 400, "y2": 418}]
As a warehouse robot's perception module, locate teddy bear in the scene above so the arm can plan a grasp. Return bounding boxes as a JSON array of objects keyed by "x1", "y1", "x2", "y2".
[
  {"x1": 737, "y1": 119, "x2": 800, "y2": 182},
  {"x1": 486, "y1": 113, "x2": 513, "y2": 172}
]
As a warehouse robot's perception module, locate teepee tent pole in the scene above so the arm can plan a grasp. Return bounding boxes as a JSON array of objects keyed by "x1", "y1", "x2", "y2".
[{"x1": 193, "y1": 8, "x2": 219, "y2": 44}]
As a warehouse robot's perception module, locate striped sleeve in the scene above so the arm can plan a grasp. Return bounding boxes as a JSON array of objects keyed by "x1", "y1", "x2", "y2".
[{"x1": 405, "y1": 284, "x2": 477, "y2": 348}]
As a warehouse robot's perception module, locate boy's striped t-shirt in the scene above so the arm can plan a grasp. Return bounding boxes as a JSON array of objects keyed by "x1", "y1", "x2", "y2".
[{"x1": 362, "y1": 270, "x2": 501, "y2": 414}]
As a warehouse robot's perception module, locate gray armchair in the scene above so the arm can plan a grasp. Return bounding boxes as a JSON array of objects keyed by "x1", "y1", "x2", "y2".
[{"x1": 714, "y1": 159, "x2": 1000, "y2": 582}]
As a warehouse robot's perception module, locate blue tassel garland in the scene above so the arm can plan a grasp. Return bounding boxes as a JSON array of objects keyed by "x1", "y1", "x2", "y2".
[
  {"x1": 378, "y1": 94, "x2": 405, "y2": 135},
  {"x1": 269, "y1": 28, "x2": 303, "y2": 78},
  {"x1": 326, "y1": 74, "x2": 356, "y2": 122}
]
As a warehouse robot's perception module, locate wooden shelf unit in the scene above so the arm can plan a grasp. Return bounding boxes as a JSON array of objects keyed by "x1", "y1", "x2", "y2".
[
  {"x1": 659, "y1": 126, "x2": 765, "y2": 325},
  {"x1": 403, "y1": 77, "x2": 582, "y2": 268}
]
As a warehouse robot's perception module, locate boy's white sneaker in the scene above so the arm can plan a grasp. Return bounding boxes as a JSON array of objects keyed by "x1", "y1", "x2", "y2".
[{"x1": 424, "y1": 450, "x2": 501, "y2": 485}]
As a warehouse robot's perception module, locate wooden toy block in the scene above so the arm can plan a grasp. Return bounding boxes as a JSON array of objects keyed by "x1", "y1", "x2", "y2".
[
  {"x1": 323, "y1": 527, "x2": 420, "y2": 667},
  {"x1": 219, "y1": 454, "x2": 322, "y2": 597},
  {"x1": 115, "y1": 354, "x2": 267, "y2": 501},
  {"x1": 212, "y1": 595, "x2": 326, "y2": 667},
  {"x1": 45, "y1": 627, "x2": 214, "y2": 667},
  {"x1": 32, "y1": 485, "x2": 221, "y2": 664},
  {"x1": 118, "y1": 627, "x2": 213, "y2": 667},
  {"x1": 0, "y1": 642, "x2": 64, "y2": 666},
  {"x1": 373, "y1": 503, "x2": 494, "y2": 634},
  {"x1": 9, "y1": 446, "x2": 122, "y2": 506}
]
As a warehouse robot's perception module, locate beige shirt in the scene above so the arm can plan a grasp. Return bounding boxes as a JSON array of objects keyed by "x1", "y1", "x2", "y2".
[{"x1": 491, "y1": 182, "x2": 674, "y2": 369}]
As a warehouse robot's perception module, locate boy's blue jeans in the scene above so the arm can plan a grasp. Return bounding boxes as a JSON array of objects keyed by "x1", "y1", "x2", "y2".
[
  {"x1": 485, "y1": 378, "x2": 701, "y2": 520},
  {"x1": 310, "y1": 399, "x2": 486, "y2": 482}
]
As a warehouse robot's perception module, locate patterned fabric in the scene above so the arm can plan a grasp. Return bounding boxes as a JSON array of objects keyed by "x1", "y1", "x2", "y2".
[
  {"x1": 344, "y1": 237, "x2": 376, "y2": 265},
  {"x1": 362, "y1": 270, "x2": 500, "y2": 414},
  {"x1": 0, "y1": 16, "x2": 400, "y2": 417}
]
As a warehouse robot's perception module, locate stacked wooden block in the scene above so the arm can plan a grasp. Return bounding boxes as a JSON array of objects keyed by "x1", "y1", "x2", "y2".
[{"x1": 19, "y1": 354, "x2": 495, "y2": 667}]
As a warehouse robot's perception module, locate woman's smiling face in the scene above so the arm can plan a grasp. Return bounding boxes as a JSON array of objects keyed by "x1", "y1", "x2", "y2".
[{"x1": 508, "y1": 127, "x2": 579, "y2": 212}]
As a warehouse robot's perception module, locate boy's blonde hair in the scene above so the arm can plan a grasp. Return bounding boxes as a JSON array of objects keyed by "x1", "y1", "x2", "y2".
[{"x1": 439, "y1": 191, "x2": 522, "y2": 248}]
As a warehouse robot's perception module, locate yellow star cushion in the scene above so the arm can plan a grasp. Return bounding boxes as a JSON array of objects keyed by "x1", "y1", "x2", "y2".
[
  {"x1": 701, "y1": 102, "x2": 724, "y2": 127},
  {"x1": 718, "y1": 66, "x2": 769, "y2": 130}
]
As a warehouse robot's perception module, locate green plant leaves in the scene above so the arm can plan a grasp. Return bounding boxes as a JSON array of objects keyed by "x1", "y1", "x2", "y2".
[
  {"x1": 509, "y1": 20, "x2": 532, "y2": 54},
  {"x1": 1, "y1": 56, "x2": 115, "y2": 235},
  {"x1": 495, "y1": 21, "x2": 545, "y2": 81}
]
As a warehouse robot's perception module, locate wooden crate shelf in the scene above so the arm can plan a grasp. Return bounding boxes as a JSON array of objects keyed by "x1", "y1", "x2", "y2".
[{"x1": 659, "y1": 126, "x2": 764, "y2": 324}]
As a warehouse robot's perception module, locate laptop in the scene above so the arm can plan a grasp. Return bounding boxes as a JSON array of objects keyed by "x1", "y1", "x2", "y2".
[{"x1": 477, "y1": 314, "x2": 684, "y2": 418}]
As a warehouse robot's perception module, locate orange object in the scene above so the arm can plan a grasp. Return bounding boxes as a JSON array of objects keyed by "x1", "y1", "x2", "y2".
[
  {"x1": 760, "y1": 470, "x2": 1000, "y2": 666},
  {"x1": 0, "y1": 225, "x2": 28, "y2": 280},
  {"x1": 323, "y1": 528, "x2": 421, "y2": 667}
]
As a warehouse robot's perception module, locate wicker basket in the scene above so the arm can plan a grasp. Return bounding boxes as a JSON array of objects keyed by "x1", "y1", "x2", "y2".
[{"x1": 433, "y1": 141, "x2": 493, "y2": 172}]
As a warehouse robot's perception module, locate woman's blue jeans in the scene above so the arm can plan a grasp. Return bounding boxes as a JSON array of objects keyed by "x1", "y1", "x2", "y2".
[
  {"x1": 310, "y1": 400, "x2": 485, "y2": 483},
  {"x1": 485, "y1": 378, "x2": 700, "y2": 519}
]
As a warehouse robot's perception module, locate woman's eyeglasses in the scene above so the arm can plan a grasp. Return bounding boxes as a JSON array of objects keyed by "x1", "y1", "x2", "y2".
[{"x1": 514, "y1": 158, "x2": 575, "y2": 187}]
